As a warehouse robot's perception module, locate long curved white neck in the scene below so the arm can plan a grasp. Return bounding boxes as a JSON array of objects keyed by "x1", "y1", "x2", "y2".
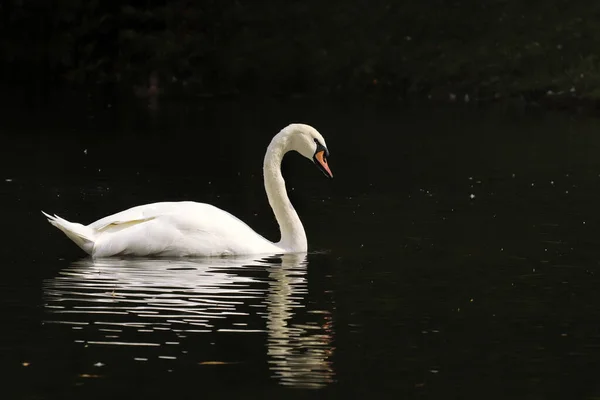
[{"x1": 263, "y1": 130, "x2": 307, "y2": 252}]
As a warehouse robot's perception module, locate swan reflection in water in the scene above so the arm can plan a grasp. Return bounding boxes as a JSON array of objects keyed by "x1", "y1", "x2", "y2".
[{"x1": 43, "y1": 253, "x2": 334, "y2": 388}]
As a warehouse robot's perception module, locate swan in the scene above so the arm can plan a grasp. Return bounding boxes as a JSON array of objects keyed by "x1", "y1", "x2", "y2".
[{"x1": 42, "y1": 123, "x2": 333, "y2": 258}]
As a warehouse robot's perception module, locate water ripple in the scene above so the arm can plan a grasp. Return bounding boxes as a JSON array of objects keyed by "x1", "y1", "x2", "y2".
[{"x1": 43, "y1": 253, "x2": 334, "y2": 388}]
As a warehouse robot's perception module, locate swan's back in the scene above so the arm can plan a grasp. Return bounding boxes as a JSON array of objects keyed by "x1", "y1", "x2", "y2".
[{"x1": 89, "y1": 201, "x2": 234, "y2": 230}]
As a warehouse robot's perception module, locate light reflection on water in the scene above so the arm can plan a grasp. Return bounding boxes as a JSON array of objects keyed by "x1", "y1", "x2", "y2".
[{"x1": 43, "y1": 254, "x2": 334, "y2": 388}]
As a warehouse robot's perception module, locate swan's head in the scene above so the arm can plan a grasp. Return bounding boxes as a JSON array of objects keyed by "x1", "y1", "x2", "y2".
[{"x1": 286, "y1": 123, "x2": 333, "y2": 178}]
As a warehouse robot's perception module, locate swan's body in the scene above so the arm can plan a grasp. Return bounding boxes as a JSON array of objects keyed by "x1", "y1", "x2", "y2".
[
  {"x1": 43, "y1": 123, "x2": 333, "y2": 258},
  {"x1": 44, "y1": 201, "x2": 283, "y2": 257}
]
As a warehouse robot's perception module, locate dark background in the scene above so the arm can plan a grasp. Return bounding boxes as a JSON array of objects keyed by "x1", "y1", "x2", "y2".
[
  {"x1": 6, "y1": 2, "x2": 600, "y2": 400},
  {"x1": 3, "y1": 0, "x2": 600, "y2": 108}
]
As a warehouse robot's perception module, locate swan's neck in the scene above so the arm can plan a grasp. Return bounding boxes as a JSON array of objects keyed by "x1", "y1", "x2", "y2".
[{"x1": 263, "y1": 132, "x2": 307, "y2": 252}]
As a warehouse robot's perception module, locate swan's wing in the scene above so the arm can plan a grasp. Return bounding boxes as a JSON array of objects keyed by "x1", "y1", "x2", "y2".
[
  {"x1": 88, "y1": 202, "x2": 185, "y2": 231},
  {"x1": 88, "y1": 201, "x2": 278, "y2": 257},
  {"x1": 92, "y1": 218, "x2": 184, "y2": 257},
  {"x1": 94, "y1": 217, "x2": 154, "y2": 232},
  {"x1": 87, "y1": 202, "x2": 198, "y2": 256}
]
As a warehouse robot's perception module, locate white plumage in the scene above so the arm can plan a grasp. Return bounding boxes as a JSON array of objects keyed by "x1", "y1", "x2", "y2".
[{"x1": 42, "y1": 123, "x2": 333, "y2": 258}]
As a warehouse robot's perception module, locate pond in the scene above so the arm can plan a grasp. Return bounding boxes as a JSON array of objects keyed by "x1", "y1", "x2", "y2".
[{"x1": 3, "y1": 95, "x2": 600, "y2": 399}]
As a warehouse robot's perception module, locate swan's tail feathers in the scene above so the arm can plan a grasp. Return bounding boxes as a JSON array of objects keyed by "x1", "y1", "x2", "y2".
[{"x1": 42, "y1": 211, "x2": 95, "y2": 255}]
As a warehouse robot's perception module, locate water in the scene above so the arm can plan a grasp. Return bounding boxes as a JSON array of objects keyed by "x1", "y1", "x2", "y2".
[
  {"x1": 42, "y1": 255, "x2": 334, "y2": 389},
  {"x1": 4, "y1": 95, "x2": 600, "y2": 398}
]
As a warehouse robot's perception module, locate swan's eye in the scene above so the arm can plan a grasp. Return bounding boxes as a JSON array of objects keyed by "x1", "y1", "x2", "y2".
[{"x1": 313, "y1": 138, "x2": 329, "y2": 157}]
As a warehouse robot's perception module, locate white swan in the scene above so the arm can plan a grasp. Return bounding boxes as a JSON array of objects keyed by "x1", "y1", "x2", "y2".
[{"x1": 42, "y1": 123, "x2": 333, "y2": 258}]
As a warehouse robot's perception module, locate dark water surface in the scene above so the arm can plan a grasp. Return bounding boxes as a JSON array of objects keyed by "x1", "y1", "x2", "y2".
[{"x1": 4, "y1": 97, "x2": 600, "y2": 399}]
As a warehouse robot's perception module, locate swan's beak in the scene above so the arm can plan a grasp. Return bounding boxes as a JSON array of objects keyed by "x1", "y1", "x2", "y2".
[{"x1": 314, "y1": 150, "x2": 333, "y2": 178}]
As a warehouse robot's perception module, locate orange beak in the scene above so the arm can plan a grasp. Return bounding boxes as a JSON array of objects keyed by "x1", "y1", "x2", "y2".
[{"x1": 315, "y1": 150, "x2": 333, "y2": 178}]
